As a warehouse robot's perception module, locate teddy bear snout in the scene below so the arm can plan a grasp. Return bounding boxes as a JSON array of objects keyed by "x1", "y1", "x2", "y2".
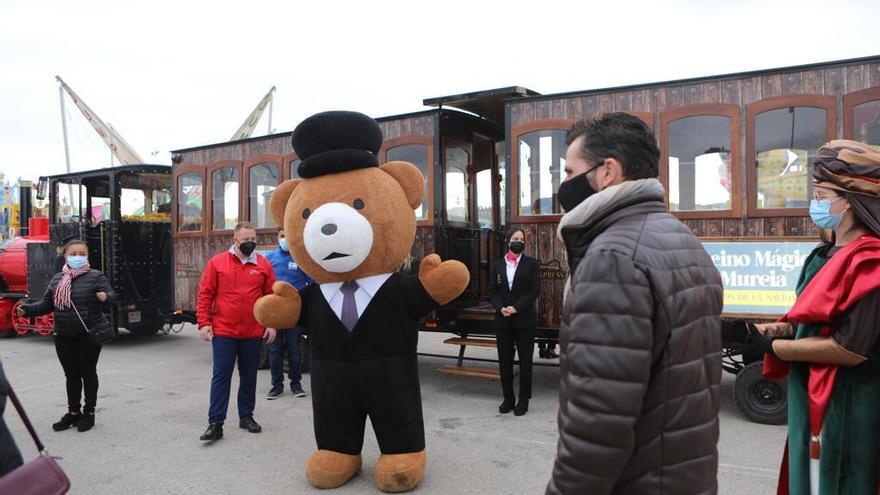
[{"x1": 321, "y1": 223, "x2": 338, "y2": 236}]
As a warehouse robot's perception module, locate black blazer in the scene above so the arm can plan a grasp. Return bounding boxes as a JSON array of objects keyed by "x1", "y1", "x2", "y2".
[{"x1": 488, "y1": 255, "x2": 540, "y2": 329}]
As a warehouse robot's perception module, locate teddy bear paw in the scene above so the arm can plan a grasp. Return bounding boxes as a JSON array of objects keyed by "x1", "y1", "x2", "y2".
[
  {"x1": 373, "y1": 450, "x2": 426, "y2": 493},
  {"x1": 306, "y1": 450, "x2": 362, "y2": 489},
  {"x1": 418, "y1": 254, "x2": 470, "y2": 305}
]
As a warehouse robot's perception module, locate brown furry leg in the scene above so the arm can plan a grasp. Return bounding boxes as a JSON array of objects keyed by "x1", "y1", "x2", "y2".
[
  {"x1": 373, "y1": 450, "x2": 427, "y2": 493},
  {"x1": 306, "y1": 450, "x2": 362, "y2": 489}
]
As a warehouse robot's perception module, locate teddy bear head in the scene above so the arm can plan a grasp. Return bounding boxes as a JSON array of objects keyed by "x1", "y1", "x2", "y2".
[{"x1": 269, "y1": 111, "x2": 425, "y2": 284}]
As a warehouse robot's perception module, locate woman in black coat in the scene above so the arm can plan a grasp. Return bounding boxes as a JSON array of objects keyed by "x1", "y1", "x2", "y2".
[
  {"x1": 488, "y1": 229, "x2": 541, "y2": 416},
  {"x1": 16, "y1": 239, "x2": 115, "y2": 432}
]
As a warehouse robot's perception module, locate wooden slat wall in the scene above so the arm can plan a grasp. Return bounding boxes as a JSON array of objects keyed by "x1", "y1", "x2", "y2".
[{"x1": 508, "y1": 58, "x2": 880, "y2": 330}]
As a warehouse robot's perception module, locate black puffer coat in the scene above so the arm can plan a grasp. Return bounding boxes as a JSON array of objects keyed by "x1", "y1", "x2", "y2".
[
  {"x1": 22, "y1": 270, "x2": 116, "y2": 336},
  {"x1": 548, "y1": 179, "x2": 723, "y2": 495}
]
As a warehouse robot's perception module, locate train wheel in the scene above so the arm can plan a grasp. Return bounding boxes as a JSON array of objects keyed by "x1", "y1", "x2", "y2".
[
  {"x1": 35, "y1": 313, "x2": 55, "y2": 336},
  {"x1": 733, "y1": 361, "x2": 788, "y2": 425},
  {"x1": 12, "y1": 301, "x2": 31, "y2": 335}
]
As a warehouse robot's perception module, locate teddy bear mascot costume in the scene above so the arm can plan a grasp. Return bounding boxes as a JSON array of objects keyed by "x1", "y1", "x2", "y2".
[{"x1": 254, "y1": 111, "x2": 470, "y2": 492}]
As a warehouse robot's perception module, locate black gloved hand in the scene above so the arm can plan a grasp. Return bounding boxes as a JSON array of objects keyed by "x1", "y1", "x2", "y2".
[
  {"x1": 745, "y1": 323, "x2": 776, "y2": 356},
  {"x1": 720, "y1": 319, "x2": 748, "y2": 344}
]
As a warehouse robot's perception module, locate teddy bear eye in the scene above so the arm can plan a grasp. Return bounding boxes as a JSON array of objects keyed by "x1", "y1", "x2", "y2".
[
  {"x1": 302, "y1": 208, "x2": 311, "y2": 219},
  {"x1": 353, "y1": 199, "x2": 365, "y2": 210}
]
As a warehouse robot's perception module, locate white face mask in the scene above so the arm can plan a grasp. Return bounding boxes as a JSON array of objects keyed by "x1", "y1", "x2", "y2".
[{"x1": 279, "y1": 238, "x2": 288, "y2": 251}]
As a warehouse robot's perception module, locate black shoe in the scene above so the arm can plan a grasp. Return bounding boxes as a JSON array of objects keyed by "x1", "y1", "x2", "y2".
[
  {"x1": 291, "y1": 384, "x2": 307, "y2": 397},
  {"x1": 266, "y1": 387, "x2": 283, "y2": 400},
  {"x1": 514, "y1": 400, "x2": 529, "y2": 416},
  {"x1": 546, "y1": 349, "x2": 559, "y2": 359},
  {"x1": 52, "y1": 412, "x2": 81, "y2": 431},
  {"x1": 77, "y1": 413, "x2": 95, "y2": 432},
  {"x1": 239, "y1": 416, "x2": 262, "y2": 433},
  {"x1": 499, "y1": 399, "x2": 515, "y2": 414},
  {"x1": 200, "y1": 423, "x2": 223, "y2": 441}
]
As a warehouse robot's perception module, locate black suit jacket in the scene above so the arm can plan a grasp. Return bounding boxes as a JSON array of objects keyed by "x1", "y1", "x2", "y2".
[{"x1": 488, "y1": 255, "x2": 540, "y2": 329}]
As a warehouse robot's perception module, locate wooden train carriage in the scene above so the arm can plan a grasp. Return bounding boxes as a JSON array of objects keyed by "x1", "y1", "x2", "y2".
[
  {"x1": 168, "y1": 102, "x2": 515, "y2": 320},
  {"x1": 502, "y1": 55, "x2": 880, "y2": 331}
]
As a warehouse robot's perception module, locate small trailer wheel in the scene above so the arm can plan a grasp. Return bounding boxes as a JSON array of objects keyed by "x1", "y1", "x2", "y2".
[{"x1": 733, "y1": 361, "x2": 788, "y2": 425}]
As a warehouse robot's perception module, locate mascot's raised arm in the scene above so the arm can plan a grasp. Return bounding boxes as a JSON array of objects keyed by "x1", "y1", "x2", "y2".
[{"x1": 253, "y1": 111, "x2": 469, "y2": 493}]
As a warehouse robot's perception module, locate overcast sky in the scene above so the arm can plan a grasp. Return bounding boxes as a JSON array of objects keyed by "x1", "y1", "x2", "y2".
[{"x1": 1, "y1": 0, "x2": 878, "y2": 182}]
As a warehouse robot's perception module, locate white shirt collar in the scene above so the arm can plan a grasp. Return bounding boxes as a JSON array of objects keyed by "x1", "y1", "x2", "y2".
[
  {"x1": 229, "y1": 244, "x2": 258, "y2": 265},
  {"x1": 319, "y1": 273, "x2": 393, "y2": 302}
]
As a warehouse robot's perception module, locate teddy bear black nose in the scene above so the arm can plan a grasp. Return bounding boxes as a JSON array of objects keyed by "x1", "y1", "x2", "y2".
[{"x1": 321, "y1": 223, "x2": 338, "y2": 235}]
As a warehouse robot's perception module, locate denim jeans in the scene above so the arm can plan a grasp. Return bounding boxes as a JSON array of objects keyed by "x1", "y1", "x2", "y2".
[
  {"x1": 208, "y1": 336, "x2": 261, "y2": 425},
  {"x1": 268, "y1": 328, "x2": 302, "y2": 391}
]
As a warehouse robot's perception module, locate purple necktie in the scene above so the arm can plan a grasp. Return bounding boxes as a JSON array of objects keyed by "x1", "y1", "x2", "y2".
[{"x1": 340, "y1": 281, "x2": 359, "y2": 332}]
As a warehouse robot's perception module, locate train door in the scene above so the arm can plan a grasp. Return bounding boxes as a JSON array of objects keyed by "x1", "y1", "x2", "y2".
[{"x1": 438, "y1": 116, "x2": 503, "y2": 306}]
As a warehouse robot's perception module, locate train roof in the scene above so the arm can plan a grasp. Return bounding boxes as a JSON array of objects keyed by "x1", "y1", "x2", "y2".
[
  {"x1": 511, "y1": 54, "x2": 880, "y2": 104},
  {"x1": 39, "y1": 164, "x2": 171, "y2": 181}
]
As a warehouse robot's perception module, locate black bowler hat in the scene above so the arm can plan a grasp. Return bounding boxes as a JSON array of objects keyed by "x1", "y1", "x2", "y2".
[{"x1": 291, "y1": 111, "x2": 383, "y2": 178}]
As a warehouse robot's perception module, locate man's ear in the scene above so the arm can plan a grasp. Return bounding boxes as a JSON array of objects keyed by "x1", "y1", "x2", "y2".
[
  {"x1": 270, "y1": 179, "x2": 302, "y2": 226},
  {"x1": 381, "y1": 161, "x2": 424, "y2": 210},
  {"x1": 603, "y1": 158, "x2": 626, "y2": 187}
]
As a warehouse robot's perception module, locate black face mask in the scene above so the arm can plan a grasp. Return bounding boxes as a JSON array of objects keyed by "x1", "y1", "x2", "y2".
[
  {"x1": 509, "y1": 241, "x2": 525, "y2": 254},
  {"x1": 239, "y1": 241, "x2": 256, "y2": 256},
  {"x1": 557, "y1": 172, "x2": 596, "y2": 213}
]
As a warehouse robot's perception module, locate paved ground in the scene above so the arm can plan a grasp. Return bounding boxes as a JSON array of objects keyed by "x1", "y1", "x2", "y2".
[{"x1": 1, "y1": 327, "x2": 786, "y2": 494}]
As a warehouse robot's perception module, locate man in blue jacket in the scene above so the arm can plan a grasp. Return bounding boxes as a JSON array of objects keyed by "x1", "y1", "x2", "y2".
[{"x1": 265, "y1": 228, "x2": 313, "y2": 399}]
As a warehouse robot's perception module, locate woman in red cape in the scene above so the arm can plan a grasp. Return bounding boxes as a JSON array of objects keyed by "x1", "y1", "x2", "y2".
[{"x1": 753, "y1": 141, "x2": 880, "y2": 495}]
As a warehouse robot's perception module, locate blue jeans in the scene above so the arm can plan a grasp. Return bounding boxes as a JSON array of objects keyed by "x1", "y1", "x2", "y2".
[
  {"x1": 268, "y1": 328, "x2": 302, "y2": 391},
  {"x1": 208, "y1": 336, "x2": 261, "y2": 425}
]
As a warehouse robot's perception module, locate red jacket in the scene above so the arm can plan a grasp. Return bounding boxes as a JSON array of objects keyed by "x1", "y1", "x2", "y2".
[{"x1": 197, "y1": 251, "x2": 276, "y2": 339}]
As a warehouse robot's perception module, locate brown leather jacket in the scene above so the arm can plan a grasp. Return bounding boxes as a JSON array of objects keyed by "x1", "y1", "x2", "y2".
[{"x1": 547, "y1": 179, "x2": 723, "y2": 495}]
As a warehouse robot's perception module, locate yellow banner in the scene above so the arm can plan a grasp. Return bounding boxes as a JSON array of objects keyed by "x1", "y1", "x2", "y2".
[{"x1": 724, "y1": 289, "x2": 796, "y2": 308}]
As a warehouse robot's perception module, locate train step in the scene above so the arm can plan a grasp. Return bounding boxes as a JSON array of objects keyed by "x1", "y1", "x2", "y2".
[
  {"x1": 442, "y1": 337, "x2": 497, "y2": 348},
  {"x1": 437, "y1": 365, "x2": 515, "y2": 380}
]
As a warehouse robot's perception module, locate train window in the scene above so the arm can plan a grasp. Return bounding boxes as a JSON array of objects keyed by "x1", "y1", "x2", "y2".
[
  {"x1": 476, "y1": 169, "x2": 492, "y2": 228},
  {"x1": 91, "y1": 196, "x2": 111, "y2": 223},
  {"x1": 446, "y1": 147, "x2": 470, "y2": 223},
  {"x1": 518, "y1": 130, "x2": 566, "y2": 215},
  {"x1": 667, "y1": 115, "x2": 732, "y2": 211},
  {"x1": 852, "y1": 100, "x2": 880, "y2": 149},
  {"x1": 387, "y1": 144, "x2": 429, "y2": 220},
  {"x1": 754, "y1": 107, "x2": 827, "y2": 209},
  {"x1": 289, "y1": 159, "x2": 302, "y2": 179},
  {"x1": 212, "y1": 167, "x2": 240, "y2": 230},
  {"x1": 249, "y1": 163, "x2": 279, "y2": 228},
  {"x1": 119, "y1": 171, "x2": 172, "y2": 222},
  {"x1": 54, "y1": 181, "x2": 85, "y2": 223},
  {"x1": 177, "y1": 173, "x2": 203, "y2": 232}
]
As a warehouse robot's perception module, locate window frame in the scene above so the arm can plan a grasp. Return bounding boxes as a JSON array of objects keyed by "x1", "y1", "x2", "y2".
[
  {"x1": 283, "y1": 153, "x2": 301, "y2": 181},
  {"x1": 510, "y1": 119, "x2": 575, "y2": 223},
  {"x1": 843, "y1": 86, "x2": 880, "y2": 142},
  {"x1": 172, "y1": 164, "x2": 207, "y2": 238},
  {"x1": 206, "y1": 160, "x2": 243, "y2": 235},
  {"x1": 659, "y1": 103, "x2": 741, "y2": 219},
  {"x1": 380, "y1": 135, "x2": 435, "y2": 227},
  {"x1": 746, "y1": 95, "x2": 836, "y2": 218},
  {"x1": 243, "y1": 154, "x2": 282, "y2": 233}
]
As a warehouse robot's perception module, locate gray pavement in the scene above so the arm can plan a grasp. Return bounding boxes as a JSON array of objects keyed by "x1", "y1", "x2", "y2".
[{"x1": 1, "y1": 328, "x2": 785, "y2": 494}]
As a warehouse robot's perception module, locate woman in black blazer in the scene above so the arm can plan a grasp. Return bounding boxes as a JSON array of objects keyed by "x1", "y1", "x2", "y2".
[{"x1": 488, "y1": 229, "x2": 541, "y2": 416}]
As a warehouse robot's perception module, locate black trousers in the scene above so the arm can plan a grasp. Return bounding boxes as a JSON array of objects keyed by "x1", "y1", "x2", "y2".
[
  {"x1": 311, "y1": 355, "x2": 425, "y2": 456},
  {"x1": 54, "y1": 334, "x2": 102, "y2": 413},
  {"x1": 496, "y1": 325, "x2": 535, "y2": 401}
]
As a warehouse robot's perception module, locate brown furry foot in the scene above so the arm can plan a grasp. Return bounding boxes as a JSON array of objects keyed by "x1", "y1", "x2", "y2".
[
  {"x1": 306, "y1": 450, "x2": 362, "y2": 489},
  {"x1": 373, "y1": 450, "x2": 427, "y2": 493}
]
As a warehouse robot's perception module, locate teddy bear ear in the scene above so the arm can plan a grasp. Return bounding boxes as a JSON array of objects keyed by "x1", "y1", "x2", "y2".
[
  {"x1": 270, "y1": 179, "x2": 302, "y2": 226},
  {"x1": 381, "y1": 161, "x2": 424, "y2": 210}
]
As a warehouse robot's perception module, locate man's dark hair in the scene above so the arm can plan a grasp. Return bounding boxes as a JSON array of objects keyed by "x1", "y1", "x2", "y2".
[{"x1": 566, "y1": 113, "x2": 660, "y2": 180}]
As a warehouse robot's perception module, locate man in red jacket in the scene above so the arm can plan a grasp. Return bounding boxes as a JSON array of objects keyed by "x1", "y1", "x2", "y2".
[{"x1": 197, "y1": 222, "x2": 276, "y2": 441}]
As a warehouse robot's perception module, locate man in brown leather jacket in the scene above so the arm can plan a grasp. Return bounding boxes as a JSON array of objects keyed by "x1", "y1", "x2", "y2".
[{"x1": 547, "y1": 113, "x2": 723, "y2": 495}]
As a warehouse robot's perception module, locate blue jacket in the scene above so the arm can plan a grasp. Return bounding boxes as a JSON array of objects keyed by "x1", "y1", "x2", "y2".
[{"x1": 265, "y1": 247, "x2": 313, "y2": 291}]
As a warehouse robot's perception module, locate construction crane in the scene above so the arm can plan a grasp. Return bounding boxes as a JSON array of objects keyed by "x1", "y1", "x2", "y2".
[
  {"x1": 230, "y1": 86, "x2": 276, "y2": 141},
  {"x1": 56, "y1": 76, "x2": 145, "y2": 171}
]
